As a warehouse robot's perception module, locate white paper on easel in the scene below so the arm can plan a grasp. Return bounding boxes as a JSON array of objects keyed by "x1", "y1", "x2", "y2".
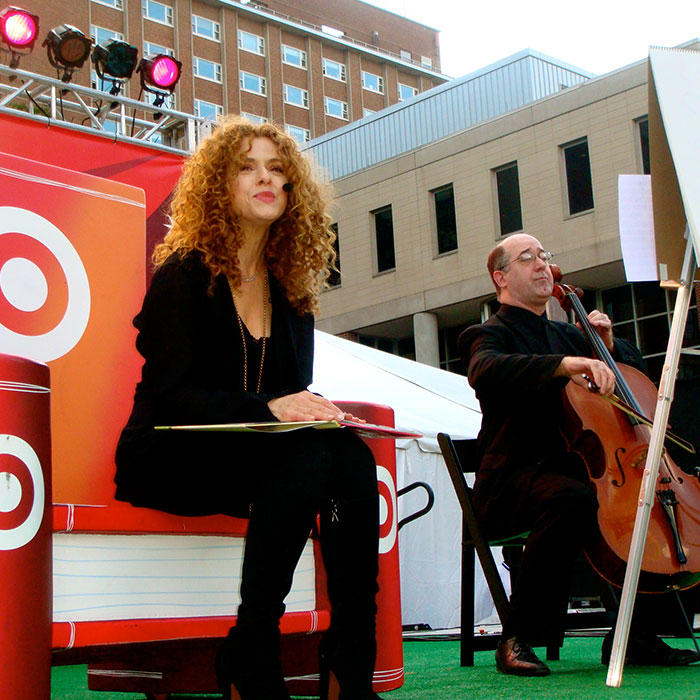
[{"x1": 618, "y1": 174, "x2": 658, "y2": 281}]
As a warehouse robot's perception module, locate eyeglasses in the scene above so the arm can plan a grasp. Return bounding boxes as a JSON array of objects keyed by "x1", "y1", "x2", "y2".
[{"x1": 497, "y1": 250, "x2": 553, "y2": 270}]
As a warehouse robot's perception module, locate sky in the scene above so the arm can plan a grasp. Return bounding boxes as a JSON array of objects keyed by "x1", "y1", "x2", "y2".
[{"x1": 363, "y1": 0, "x2": 699, "y2": 78}]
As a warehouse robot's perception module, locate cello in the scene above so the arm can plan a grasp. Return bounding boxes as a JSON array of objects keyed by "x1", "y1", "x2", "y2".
[{"x1": 551, "y1": 265, "x2": 700, "y2": 593}]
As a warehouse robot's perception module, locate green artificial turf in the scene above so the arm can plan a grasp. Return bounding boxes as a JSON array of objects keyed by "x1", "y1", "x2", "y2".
[{"x1": 51, "y1": 637, "x2": 700, "y2": 699}]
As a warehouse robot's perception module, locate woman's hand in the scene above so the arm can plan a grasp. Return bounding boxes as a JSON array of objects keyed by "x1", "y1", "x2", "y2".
[{"x1": 268, "y1": 391, "x2": 350, "y2": 423}]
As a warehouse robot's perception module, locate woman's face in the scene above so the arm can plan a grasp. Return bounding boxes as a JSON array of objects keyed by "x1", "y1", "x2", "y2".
[{"x1": 229, "y1": 136, "x2": 289, "y2": 233}]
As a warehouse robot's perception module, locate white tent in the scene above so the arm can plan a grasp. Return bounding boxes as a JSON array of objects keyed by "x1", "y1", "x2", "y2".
[{"x1": 311, "y1": 330, "x2": 502, "y2": 629}]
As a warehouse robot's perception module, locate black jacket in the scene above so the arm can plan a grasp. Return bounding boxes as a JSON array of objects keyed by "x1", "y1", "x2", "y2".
[{"x1": 458, "y1": 303, "x2": 643, "y2": 507}]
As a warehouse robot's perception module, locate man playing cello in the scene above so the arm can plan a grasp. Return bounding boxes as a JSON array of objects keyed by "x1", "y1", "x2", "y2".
[{"x1": 459, "y1": 232, "x2": 700, "y2": 676}]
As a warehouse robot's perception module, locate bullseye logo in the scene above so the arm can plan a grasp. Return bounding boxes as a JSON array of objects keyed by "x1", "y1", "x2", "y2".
[
  {"x1": 0, "y1": 206, "x2": 90, "y2": 362},
  {"x1": 0, "y1": 434, "x2": 44, "y2": 550},
  {"x1": 377, "y1": 465, "x2": 397, "y2": 555}
]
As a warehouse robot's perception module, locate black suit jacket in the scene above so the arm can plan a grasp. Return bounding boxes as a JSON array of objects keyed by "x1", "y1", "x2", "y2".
[
  {"x1": 458, "y1": 304, "x2": 643, "y2": 510},
  {"x1": 115, "y1": 251, "x2": 314, "y2": 508}
]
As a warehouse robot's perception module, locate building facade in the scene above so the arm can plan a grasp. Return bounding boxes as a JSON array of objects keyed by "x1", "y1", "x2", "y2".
[
  {"x1": 313, "y1": 43, "x2": 700, "y2": 383},
  {"x1": 9, "y1": 0, "x2": 447, "y2": 141}
]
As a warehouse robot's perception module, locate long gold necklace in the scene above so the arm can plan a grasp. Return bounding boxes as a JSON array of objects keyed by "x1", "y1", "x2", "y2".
[{"x1": 229, "y1": 271, "x2": 268, "y2": 393}]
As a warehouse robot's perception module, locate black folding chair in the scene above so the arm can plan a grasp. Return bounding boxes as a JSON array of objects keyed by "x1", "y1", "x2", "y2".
[{"x1": 437, "y1": 432, "x2": 560, "y2": 666}]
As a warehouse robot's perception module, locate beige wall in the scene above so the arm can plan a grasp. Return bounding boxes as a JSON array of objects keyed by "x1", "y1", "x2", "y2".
[{"x1": 318, "y1": 61, "x2": 651, "y2": 336}]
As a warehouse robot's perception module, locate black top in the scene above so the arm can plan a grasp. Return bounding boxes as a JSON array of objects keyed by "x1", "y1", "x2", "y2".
[
  {"x1": 114, "y1": 251, "x2": 314, "y2": 508},
  {"x1": 458, "y1": 303, "x2": 644, "y2": 504}
]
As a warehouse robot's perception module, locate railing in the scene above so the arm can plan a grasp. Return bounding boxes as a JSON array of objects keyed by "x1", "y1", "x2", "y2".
[
  {"x1": 237, "y1": 0, "x2": 444, "y2": 75},
  {"x1": 0, "y1": 64, "x2": 210, "y2": 154}
]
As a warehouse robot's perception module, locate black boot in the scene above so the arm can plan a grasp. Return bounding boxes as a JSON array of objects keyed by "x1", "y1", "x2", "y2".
[
  {"x1": 319, "y1": 494, "x2": 383, "y2": 700},
  {"x1": 215, "y1": 626, "x2": 290, "y2": 700}
]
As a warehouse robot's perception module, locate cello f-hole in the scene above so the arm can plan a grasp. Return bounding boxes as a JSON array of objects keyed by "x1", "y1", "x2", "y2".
[{"x1": 612, "y1": 447, "x2": 627, "y2": 488}]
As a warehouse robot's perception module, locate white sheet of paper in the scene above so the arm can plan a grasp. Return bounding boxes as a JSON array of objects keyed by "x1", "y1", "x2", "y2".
[{"x1": 618, "y1": 174, "x2": 658, "y2": 281}]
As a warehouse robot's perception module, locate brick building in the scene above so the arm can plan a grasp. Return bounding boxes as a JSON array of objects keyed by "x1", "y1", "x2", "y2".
[{"x1": 6, "y1": 0, "x2": 447, "y2": 141}]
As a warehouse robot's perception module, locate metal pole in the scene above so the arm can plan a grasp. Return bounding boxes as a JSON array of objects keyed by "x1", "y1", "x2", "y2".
[{"x1": 606, "y1": 229, "x2": 697, "y2": 687}]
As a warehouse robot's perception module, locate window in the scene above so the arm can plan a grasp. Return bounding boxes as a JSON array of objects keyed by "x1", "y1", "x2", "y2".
[
  {"x1": 324, "y1": 97, "x2": 348, "y2": 120},
  {"x1": 363, "y1": 108, "x2": 375, "y2": 118},
  {"x1": 283, "y1": 84, "x2": 308, "y2": 108},
  {"x1": 494, "y1": 162, "x2": 523, "y2": 236},
  {"x1": 240, "y1": 70, "x2": 266, "y2": 95},
  {"x1": 142, "y1": 0, "x2": 173, "y2": 26},
  {"x1": 238, "y1": 29, "x2": 264, "y2": 55},
  {"x1": 195, "y1": 99, "x2": 223, "y2": 120},
  {"x1": 328, "y1": 222, "x2": 341, "y2": 287},
  {"x1": 421, "y1": 55, "x2": 432, "y2": 68},
  {"x1": 286, "y1": 124, "x2": 310, "y2": 144},
  {"x1": 242, "y1": 112, "x2": 267, "y2": 125},
  {"x1": 92, "y1": 0, "x2": 123, "y2": 9},
  {"x1": 322, "y1": 58, "x2": 346, "y2": 82},
  {"x1": 192, "y1": 15, "x2": 220, "y2": 42},
  {"x1": 145, "y1": 90, "x2": 174, "y2": 109},
  {"x1": 91, "y1": 26, "x2": 124, "y2": 45},
  {"x1": 361, "y1": 71, "x2": 383, "y2": 94},
  {"x1": 432, "y1": 184, "x2": 458, "y2": 254},
  {"x1": 562, "y1": 138, "x2": 594, "y2": 215},
  {"x1": 143, "y1": 41, "x2": 174, "y2": 57},
  {"x1": 400, "y1": 49, "x2": 411, "y2": 61},
  {"x1": 602, "y1": 282, "x2": 700, "y2": 382},
  {"x1": 282, "y1": 45, "x2": 306, "y2": 69},
  {"x1": 637, "y1": 117, "x2": 650, "y2": 175},
  {"x1": 194, "y1": 57, "x2": 222, "y2": 82},
  {"x1": 373, "y1": 205, "x2": 395, "y2": 273},
  {"x1": 398, "y1": 83, "x2": 417, "y2": 101}
]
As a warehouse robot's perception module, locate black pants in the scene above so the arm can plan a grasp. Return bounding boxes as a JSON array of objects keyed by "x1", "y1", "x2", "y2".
[{"x1": 476, "y1": 467, "x2": 599, "y2": 646}]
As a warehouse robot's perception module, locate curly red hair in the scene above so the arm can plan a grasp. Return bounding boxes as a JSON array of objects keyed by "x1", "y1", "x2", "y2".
[{"x1": 153, "y1": 115, "x2": 336, "y2": 314}]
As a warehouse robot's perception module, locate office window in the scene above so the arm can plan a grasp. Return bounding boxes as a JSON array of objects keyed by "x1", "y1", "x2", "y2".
[
  {"x1": 324, "y1": 97, "x2": 348, "y2": 120},
  {"x1": 92, "y1": 0, "x2": 123, "y2": 9},
  {"x1": 562, "y1": 138, "x2": 594, "y2": 215},
  {"x1": 192, "y1": 15, "x2": 220, "y2": 42},
  {"x1": 361, "y1": 71, "x2": 384, "y2": 94},
  {"x1": 398, "y1": 83, "x2": 417, "y2": 101},
  {"x1": 240, "y1": 70, "x2": 266, "y2": 95},
  {"x1": 282, "y1": 45, "x2": 307, "y2": 69},
  {"x1": 400, "y1": 49, "x2": 411, "y2": 61},
  {"x1": 494, "y1": 162, "x2": 523, "y2": 236},
  {"x1": 144, "y1": 41, "x2": 173, "y2": 56},
  {"x1": 91, "y1": 26, "x2": 124, "y2": 45},
  {"x1": 283, "y1": 84, "x2": 309, "y2": 108},
  {"x1": 432, "y1": 184, "x2": 458, "y2": 254},
  {"x1": 145, "y1": 90, "x2": 174, "y2": 109},
  {"x1": 286, "y1": 124, "x2": 310, "y2": 144},
  {"x1": 421, "y1": 55, "x2": 432, "y2": 68},
  {"x1": 373, "y1": 205, "x2": 395, "y2": 273},
  {"x1": 142, "y1": 0, "x2": 173, "y2": 26},
  {"x1": 242, "y1": 112, "x2": 267, "y2": 125},
  {"x1": 195, "y1": 99, "x2": 223, "y2": 120},
  {"x1": 363, "y1": 108, "x2": 375, "y2": 117},
  {"x1": 194, "y1": 57, "x2": 222, "y2": 83},
  {"x1": 637, "y1": 117, "x2": 650, "y2": 175},
  {"x1": 328, "y1": 222, "x2": 341, "y2": 287},
  {"x1": 322, "y1": 58, "x2": 346, "y2": 82},
  {"x1": 239, "y1": 30, "x2": 264, "y2": 56}
]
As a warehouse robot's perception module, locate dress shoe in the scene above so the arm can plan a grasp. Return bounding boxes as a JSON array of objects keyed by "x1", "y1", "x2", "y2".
[
  {"x1": 495, "y1": 637, "x2": 551, "y2": 676},
  {"x1": 601, "y1": 629, "x2": 700, "y2": 666}
]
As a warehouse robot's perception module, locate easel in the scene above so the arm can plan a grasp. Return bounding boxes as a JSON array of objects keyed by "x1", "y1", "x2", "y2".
[{"x1": 607, "y1": 44, "x2": 700, "y2": 687}]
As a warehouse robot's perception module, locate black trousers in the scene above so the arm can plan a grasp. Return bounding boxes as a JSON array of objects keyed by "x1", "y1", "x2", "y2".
[{"x1": 476, "y1": 466, "x2": 600, "y2": 646}]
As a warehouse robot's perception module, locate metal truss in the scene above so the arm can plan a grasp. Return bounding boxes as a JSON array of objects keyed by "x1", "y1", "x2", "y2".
[{"x1": 0, "y1": 64, "x2": 212, "y2": 155}]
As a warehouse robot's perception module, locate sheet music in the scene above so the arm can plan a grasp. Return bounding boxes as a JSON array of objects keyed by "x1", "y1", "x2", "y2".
[{"x1": 618, "y1": 174, "x2": 658, "y2": 281}]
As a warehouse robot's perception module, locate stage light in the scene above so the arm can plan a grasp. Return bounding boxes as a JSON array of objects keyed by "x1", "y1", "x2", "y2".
[
  {"x1": 43, "y1": 25, "x2": 92, "y2": 83},
  {"x1": 0, "y1": 6, "x2": 39, "y2": 68},
  {"x1": 92, "y1": 38, "x2": 138, "y2": 95},
  {"x1": 137, "y1": 53, "x2": 182, "y2": 107}
]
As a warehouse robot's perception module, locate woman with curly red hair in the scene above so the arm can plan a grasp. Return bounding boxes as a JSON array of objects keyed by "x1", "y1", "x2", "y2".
[{"x1": 115, "y1": 116, "x2": 382, "y2": 700}]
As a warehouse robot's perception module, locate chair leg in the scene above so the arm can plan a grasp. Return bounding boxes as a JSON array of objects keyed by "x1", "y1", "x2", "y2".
[
  {"x1": 673, "y1": 590, "x2": 700, "y2": 654},
  {"x1": 460, "y1": 536, "x2": 476, "y2": 667}
]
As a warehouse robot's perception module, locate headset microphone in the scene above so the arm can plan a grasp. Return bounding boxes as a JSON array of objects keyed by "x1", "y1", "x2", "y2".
[{"x1": 282, "y1": 182, "x2": 293, "y2": 192}]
